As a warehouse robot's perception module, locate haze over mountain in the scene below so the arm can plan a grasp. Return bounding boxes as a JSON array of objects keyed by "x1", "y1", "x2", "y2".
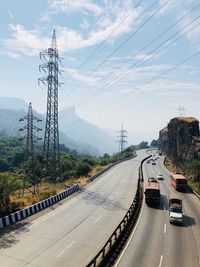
[
  {"x1": 59, "y1": 106, "x2": 116, "y2": 155},
  {"x1": 0, "y1": 97, "x2": 116, "y2": 155}
]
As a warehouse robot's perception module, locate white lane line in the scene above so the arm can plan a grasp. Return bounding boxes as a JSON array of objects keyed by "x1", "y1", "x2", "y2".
[
  {"x1": 164, "y1": 223, "x2": 166, "y2": 234},
  {"x1": 56, "y1": 241, "x2": 76, "y2": 258},
  {"x1": 114, "y1": 199, "x2": 145, "y2": 267},
  {"x1": 159, "y1": 255, "x2": 163, "y2": 267},
  {"x1": 94, "y1": 216, "x2": 102, "y2": 223}
]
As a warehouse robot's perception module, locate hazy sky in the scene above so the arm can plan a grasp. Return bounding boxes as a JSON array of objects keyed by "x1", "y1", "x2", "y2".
[{"x1": 0, "y1": 0, "x2": 200, "y2": 141}]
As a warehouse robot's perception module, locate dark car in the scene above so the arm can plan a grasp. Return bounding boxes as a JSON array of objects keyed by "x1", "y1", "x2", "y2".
[
  {"x1": 148, "y1": 177, "x2": 158, "y2": 183},
  {"x1": 156, "y1": 174, "x2": 164, "y2": 180}
]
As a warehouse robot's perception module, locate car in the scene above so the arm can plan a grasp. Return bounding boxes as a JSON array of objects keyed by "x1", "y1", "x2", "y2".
[
  {"x1": 146, "y1": 160, "x2": 150, "y2": 163},
  {"x1": 152, "y1": 162, "x2": 156, "y2": 165},
  {"x1": 156, "y1": 174, "x2": 164, "y2": 180},
  {"x1": 148, "y1": 177, "x2": 158, "y2": 183}
]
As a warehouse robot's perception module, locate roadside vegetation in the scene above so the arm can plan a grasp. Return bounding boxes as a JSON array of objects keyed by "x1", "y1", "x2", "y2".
[
  {"x1": 164, "y1": 156, "x2": 200, "y2": 194},
  {"x1": 0, "y1": 136, "x2": 136, "y2": 217}
]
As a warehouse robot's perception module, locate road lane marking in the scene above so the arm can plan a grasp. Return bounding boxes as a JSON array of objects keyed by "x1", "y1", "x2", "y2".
[
  {"x1": 94, "y1": 216, "x2": 102, "y2": 223},
  {"x1": 114, "y1": 198, "x2": 145, "y2": 267},
  {"x1": 164, "y1": 224, "x2": 166, "y2": 234},
  {"x1": 159, "y1": 255, "x2": 163, "y2": 267},
  {"x1": 56, "y1": 241, "x2": 76, "y2": 258}
]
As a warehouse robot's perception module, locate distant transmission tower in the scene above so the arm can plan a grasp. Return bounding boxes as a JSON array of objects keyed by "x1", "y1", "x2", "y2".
[
  {"x1": 39, "y1": 29, "x2": 63, "y2": 181},
  {"x1": 19, "y1": 102, "x2": 42, "y2": 194},
  {"x1": 178, "y1": 106, "x2": 186, "y2": 117},
  {"x1": 117, "y1": 123, "x2": 127, "y2": 155}
]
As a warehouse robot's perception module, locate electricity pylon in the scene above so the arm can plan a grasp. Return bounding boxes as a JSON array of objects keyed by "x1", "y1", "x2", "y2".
[
  {"x1": 19, "y1": 102, "x2": 42, "y2": 194},
  {"x1": 39, "y1": 29, "x2": 63, "y2": 182},
  {"x1": 117, "y1": 123, "x2": 127, "y2": 158}
]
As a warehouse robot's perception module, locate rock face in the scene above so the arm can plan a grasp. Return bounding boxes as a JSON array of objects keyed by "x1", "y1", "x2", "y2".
[
  {"x1": 160, "y1": 117, "x2": 200, "y2": 165},
  {"x1": 159, "y1": 127, "x2": 168, "y2": 154}
]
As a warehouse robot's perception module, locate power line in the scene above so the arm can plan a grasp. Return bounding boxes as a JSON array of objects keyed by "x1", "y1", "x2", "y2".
[
  {"x1": 59, "y1": 0, "x2": 168, "y2": 105},
  {"x1": 65, "y1": 49, "x2": 200, "y2": 130},
  {"x1": 83, "y1": 3, "x2": 200, "y2": 99},
  {"x1": 75, "y1": 12, "x2": 200, "y2": 107},
  {"x1": 60, "y1": 0, "x2": 145, "y2": 99},
  {"x1": 104, "y1": 50, "x2": 200, "y2": 109},
  {"x1": 76, "y1": 0, "x2": 145, "y2": 72},
  {"x1": 89, "y1": 14, "x2": 200, "y2": 99},
  {"x1": 89, "y1": 0, "x2": 171, "y2": 75}
]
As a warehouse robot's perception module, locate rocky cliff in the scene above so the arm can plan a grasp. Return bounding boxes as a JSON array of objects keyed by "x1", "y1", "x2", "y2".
[{"x1": 159, "y1": 117, "x2": 200, "y2": 165}]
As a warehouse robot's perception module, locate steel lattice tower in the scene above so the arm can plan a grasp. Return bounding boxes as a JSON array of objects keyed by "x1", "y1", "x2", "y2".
[
  {"x1": 39, "y1": 30, "x2": 62, "y2": 181},
  {"x1": 19, "y1": 102, "x2": 42, "y2": 194},
  {"x1": 117, "y1": 123, "x2": 128, "y2": 154},
  {"x1": 19, "y1": 102, "x2": 42, "y2": 156}
]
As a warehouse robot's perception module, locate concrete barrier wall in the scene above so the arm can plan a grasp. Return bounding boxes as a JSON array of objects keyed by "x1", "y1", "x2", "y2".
[{"x1": 0, "y1": 184, "x2": 80, "y2": 229}]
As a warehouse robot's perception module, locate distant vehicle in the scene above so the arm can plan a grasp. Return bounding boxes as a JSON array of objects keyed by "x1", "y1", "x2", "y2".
[
  {"x1": 144, "y1": 182, "x2": 161, "y2": 206},
  {"x1": 169, "y1": 194, "x2": 183, "y2": 224},
  {"x1": 148, "y1": 177, "x2": 158, "y2": 183},
  {"x1": 146, "y1": 160, "x2": 150, "y2": 163},
  {"x1": 156, "y1": 174, "x2": 164, "y2": 180},
  {"x1": 152, "y1": 162, "x2": 156, "y2": 165},
  {"x1": 170, "y1": 173, "x2": 188, "y2": 191}
]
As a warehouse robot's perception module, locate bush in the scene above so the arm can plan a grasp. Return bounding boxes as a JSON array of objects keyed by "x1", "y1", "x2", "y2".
[
  {"x1": 38, "y1": 190, "x2": 57, "y2": 201},
  {"x1": 76, "y1": 162, "x2": 91, "y2": 177}
]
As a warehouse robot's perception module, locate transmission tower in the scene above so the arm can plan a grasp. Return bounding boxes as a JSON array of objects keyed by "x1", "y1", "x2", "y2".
[
  {"x1": 117, "y1": 123, "x2": 128, "y2": 155},
  {"x1": 178, "y1": 106, "x2": 186, "y2": 117},
  {"x1": 19, "y1": 102, "x2": 42, "y2": 194},
  {"x1": 19, "y1": 102, "x2": 42, "y2": 155},
  {"x1": 39, "y1": 29, "x2": 63, "y2": 182}
]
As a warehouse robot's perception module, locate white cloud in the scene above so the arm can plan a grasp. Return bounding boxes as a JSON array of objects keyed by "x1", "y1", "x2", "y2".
[
  {"x1": 4, "y1": 24, "x2": 50, "y2": 56},
  {"x1": 47, "y1": 0, "x2": 103, "y2": 16},
  {"x1": 66, "y1": 68, "x2": 97, "y2": 86},
  {"x1": 4, "y1": 0, "x2": 141, "y2": 57},
  {"x1": 8, "y1": 10, "x2": 14, "y2": 19}
]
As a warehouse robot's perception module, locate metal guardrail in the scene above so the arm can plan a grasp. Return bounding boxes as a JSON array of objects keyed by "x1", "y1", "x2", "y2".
[{"x1": 86, "y1": 156, "x2": 151, "y2": 267}]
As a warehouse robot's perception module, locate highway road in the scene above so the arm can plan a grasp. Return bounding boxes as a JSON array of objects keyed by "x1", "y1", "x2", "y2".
[
  {"x1": 0, "y1": 150, "x2": 147, "y2": 267},
  {"x1": 115, "y1": 154, "x2": 200, "y2": 267}
]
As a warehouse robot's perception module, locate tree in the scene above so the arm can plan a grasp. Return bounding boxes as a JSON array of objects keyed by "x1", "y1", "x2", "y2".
[
  {"x1": 0, "y1": 172, "x2": 22, "y2": 217},
  {"x1": 0, "y1": 158, "x2": 10, "y2": 172},
  {"x1": 150, "y1": 139, "x2": 159, "y2": 147},
  {"x1": 76, "y1": 162, "x2": 91, "y2": 177},
  {"x1": 138, "y1": 141, "x2": 149, "y2": 149}
]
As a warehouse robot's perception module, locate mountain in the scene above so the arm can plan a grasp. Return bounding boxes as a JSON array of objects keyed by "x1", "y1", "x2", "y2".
[
  {"x1": 0, "y1": 97, "x2": 28, "y2": 110},
  {"x1": 59, "y1": 106, "x2": 116, "y2": 155},
  {"x1": 0, "y1": 97, "x2": 115, "y2": 155}
]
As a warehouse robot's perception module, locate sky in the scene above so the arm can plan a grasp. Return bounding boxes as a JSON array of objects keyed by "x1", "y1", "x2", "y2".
[{"x1": 0, "y1": 0, "x2": 200, "y2": 143}]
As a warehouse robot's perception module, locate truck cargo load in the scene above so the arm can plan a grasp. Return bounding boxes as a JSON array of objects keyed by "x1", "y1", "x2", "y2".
[
  {"x1": 144, "y1": 182, "x2": 161, "y2": 206},
  {"x1": 169, "y1": 194, "x2": 183, "y2": 224}
]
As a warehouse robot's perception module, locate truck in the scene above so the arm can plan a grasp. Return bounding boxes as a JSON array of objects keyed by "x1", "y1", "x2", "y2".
[
  {"x1": 169, "y1": 194, "x2": 183, "y2": 225},
  {"x1": 144, "y1": 182, "x2": 161, "y2": 206}
]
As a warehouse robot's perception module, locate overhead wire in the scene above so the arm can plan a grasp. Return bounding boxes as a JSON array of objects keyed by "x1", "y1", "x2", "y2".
[
  {"x1": 60, "y1": 0, "x2": 145, "y2": 98},
  {"x1": 64, "y1": 49, "x2": 200, "y2": 129},
  {"x1": 75, "y1": 12, "x2": 200, "y2": 107},
  {"x1": 59, "y1": 0, "x2": 168, "y2": 104}
]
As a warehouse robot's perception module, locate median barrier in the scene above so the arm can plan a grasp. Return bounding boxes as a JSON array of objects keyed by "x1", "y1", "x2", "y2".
[
  {"x1": 86, "y1": 155, "x2": 150, "y2": 267},
  {"x1": 0, "y1": 184, "x2": 80, "y2": 229}
]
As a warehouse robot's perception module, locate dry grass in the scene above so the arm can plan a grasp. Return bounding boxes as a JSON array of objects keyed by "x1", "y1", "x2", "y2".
[
  {"x1": 172, "y1": 117, "x2": 198, "y2": 123},
  {"x1": 11, "y1": 165, "x2": 107, "y2": 209}
]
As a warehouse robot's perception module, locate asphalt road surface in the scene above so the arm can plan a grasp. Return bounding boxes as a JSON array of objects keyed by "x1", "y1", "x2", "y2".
[
  {"x1": 115, "y1": 154, "x2": 200, "y2": 267},
  {"x1": 0, "y1": 150, "x2": 147, "y2": 267}
]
